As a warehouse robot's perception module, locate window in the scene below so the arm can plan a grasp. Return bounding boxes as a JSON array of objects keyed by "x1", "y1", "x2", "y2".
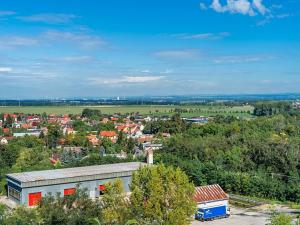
[
  {"x1": 64, "y1": 188, "x2": 76, "y2": 196},
  {"x1": 28, "y1": 192, "x2": 42, "y2": 206},
  {"x1": 8, "y1": 187, "x2": 20, "y2": 202},
  {"x1": 99, "y1": 185, "x2": 106, "y2": 195}
]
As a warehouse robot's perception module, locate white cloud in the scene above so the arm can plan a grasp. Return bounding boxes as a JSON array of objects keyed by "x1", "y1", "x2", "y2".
[
  {"x1": 200, "y1": 3, "x2": 208, "y2": 10},
  {"x1": 160, "y1": 69, "x2": 173, "y2": 74},
  {"x1": 0, "y1": 11, "x2": 16, "y2": 16},
  {"x1": 18, "y1": 13, "x2": 77, "y2": 24},
  {"x1": 0, "y1": 36, "x2": 38, "y2": 48},
  {"x1": 61, "y1": 56, "x2": 93, "y2": 62},
  {"x1": 178, "y1": 32, "x2": 230, "y2": 40},
  {"x1": 0, "y1": 67, "x2": 12, "y2": 72},
  {"x1": 89, "y1": 76, "x2": 165, "y2": 85},
  {"x1": 154, "y1": 50, "x2": 198, "y2": 59},
  {"x1": 206, "y1": 0, "x2": 269, "y2": 16},
  {"x1": 43, "y1": 30, "x2": 106, "y2": 49},
  {"x1": 252, "y1": 0, "x2": 268, "y2": 15},
  {"x1": 141, "y1": 69, "x2": 150, "y2": 73},
  {"x1": 213, "y1": 55, "x2": 275, "y2": 63}
]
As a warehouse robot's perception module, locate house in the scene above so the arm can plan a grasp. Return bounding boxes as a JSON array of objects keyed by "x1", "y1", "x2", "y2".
[
  {"x1": 12, "y1": 123, "x2": 21, "y2": 129},
  {"x1": 6, "y1": 162, "x2": 147, "y2": 206},
  {"x1": 21, "y1": 124, "x2": 31, "y2": 129},
  {"x1": 101, "y1": 118, "x2": 109, "y2": 124},
  {"x1": 137, "y1": 135, "x2": 154, "y2": 143},
  {"x1": 3, "y1": 128, "x2": 10, "y2": 134},
  {"x1": 185, "y1": 117, "x2": 209, "y2": 124},
  {"x1": 87, "y1": 134, "x2": 100, "y2": 146},
  {"x1": 0, "y1": 137, "x2": 8, "y2": 145},
  {"x1": 0, "y1": 136, "x2": 14, "y2": 145},
  {"x1": 13, "y1": 130, "x2": 41, "y2": 137},
  {"x1": 63, "y1": 127, "x2": 76, "y2": 136},
  {"x1": 100, "y1": 131, "x2": 117, "y2": 142},
  {"x1": 194, "y1": 184, "x2": 230, "y2": 221},
  {"x1": 4, "y1": 114, "x2": 17, "y2": 122}
]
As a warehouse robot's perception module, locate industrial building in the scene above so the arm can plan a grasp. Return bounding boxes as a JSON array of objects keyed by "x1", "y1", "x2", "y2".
[
  {"x1": 6, "y1": 162, "x2": 146, "y2": 206},
  {"x1": 194, "y1": 184, "x2": 230, "y2": 221}
]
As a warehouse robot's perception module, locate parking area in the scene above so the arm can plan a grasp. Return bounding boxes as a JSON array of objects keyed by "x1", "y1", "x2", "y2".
[{"x1": 191, "y1": 207, "x2": 268, "y2": 225}]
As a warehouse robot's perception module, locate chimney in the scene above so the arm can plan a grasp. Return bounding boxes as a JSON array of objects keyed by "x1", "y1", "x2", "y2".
[{"x1": 147, "y1": 148, "x2": 153, "y2": 165}]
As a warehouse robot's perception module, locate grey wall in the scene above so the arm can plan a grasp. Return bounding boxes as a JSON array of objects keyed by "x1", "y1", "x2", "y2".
[{"x1": 13, "y1": 176, "x2": 131, "y2": 206}]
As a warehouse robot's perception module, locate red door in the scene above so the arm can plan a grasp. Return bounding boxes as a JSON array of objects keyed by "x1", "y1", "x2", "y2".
[
  {"x1": 64, "y1": 188, "x2": 76, "y2": 196},
  {"x1": 99, "y1": 185, "x2": 106, "y2": 191},
  {"x1": 28, "y1": 192, "x2": 42, "y2": 206}
]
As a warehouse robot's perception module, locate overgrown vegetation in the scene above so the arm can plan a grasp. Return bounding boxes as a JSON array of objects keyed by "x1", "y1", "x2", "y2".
[{"x1": 157, "y1": 113, "x2": 300, "y2": 203}]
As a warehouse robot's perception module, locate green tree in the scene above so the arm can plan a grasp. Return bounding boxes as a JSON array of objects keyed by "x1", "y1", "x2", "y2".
[
  {"x1": 38, "y1": 188, "x2": 102, "y2": 225},
  {"x1": 3, "y1": 206, "x2": 42, "y2": 225},
  {"x1": 102, "y1": 179, "x2": 132, "y2": 225},
  {"x1": 130, "y1": 164, "x2": 196, "y2": 225}
]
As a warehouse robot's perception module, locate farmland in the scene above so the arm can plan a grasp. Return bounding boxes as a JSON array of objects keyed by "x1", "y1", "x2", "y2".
[{"x1": 0, "y1": 105, "x2": 254, "y2": 118}]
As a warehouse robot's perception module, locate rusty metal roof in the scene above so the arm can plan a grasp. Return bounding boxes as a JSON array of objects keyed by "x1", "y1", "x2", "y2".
[{"x1": 194, "y1": 184, "x2": 228, "y2": 203}]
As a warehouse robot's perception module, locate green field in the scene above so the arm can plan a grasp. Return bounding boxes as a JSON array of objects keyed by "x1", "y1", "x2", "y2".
[{"x1": 0, "y1": 105, "x2": 254, "y2": 118}]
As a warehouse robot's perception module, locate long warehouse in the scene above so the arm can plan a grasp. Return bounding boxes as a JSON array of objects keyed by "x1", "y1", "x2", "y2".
[{"x1": 6, "y1": 162, "x2": 145, "y2": 206}]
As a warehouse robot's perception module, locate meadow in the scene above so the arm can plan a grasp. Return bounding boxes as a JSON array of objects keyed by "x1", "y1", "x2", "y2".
[{"x1": 0, "y1": 105, "x2": 254, "y2": 118}]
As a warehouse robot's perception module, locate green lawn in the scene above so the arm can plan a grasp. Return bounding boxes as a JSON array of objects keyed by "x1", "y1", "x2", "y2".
[{"x1": 0, "y1": 105, "x2": 254, "y2": 118}]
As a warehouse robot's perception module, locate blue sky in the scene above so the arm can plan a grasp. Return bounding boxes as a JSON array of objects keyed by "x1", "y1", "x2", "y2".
[{"x1": 0, "y1": 0, "x2": 299, "y2": 98}]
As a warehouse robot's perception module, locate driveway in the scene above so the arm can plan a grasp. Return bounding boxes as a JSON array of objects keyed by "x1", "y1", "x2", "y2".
[
  {"x1": 191, "y1": 205, "x2": 300, "y2": 225},
  {"x1": 191, "y1": 207, "x2": 268, "y2": 225}
]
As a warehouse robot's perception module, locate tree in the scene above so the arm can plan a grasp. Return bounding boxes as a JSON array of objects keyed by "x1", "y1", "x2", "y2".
[
  {"x1": 130, "y1": 164, "x2": 196, "y2": 225},
  {"x1": 46, "y1": 124, "x2": 62, "y2": 149},
  {"x1": 102, "y1": 179, "x2": 132, "y2": 225},
  {"x1": 12, "y1": 148, "x2": 52, "y2": 172},
  {"x1": 82, "y1": 108, "x2": 102, "y2": 118},
  {"x1": 2, "y1": 206, "x2": 42, "y2": 225},
  {"x1": 38, "y1": 187, "x2": 102, "y2": 225}
]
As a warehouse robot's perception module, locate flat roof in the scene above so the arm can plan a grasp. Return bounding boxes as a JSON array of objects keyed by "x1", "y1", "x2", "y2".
[{"x1": 7, "y1": 162, "x2": 145, "y2": 184}]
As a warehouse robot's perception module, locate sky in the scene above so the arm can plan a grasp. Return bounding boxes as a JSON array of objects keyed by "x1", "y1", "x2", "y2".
[{"x1": 0, "y1": 0, "x2": 299, "y2": 98}]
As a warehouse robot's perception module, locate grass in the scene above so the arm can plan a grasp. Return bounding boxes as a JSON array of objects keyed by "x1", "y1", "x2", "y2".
[{"x1": 0, "y1": 105, "x2": 254, "y2": 118}]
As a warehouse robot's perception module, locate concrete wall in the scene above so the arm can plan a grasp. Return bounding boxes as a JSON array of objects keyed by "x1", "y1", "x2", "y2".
[{"x1": 10, "y1": 176, "x2": 131, "y2": 206}]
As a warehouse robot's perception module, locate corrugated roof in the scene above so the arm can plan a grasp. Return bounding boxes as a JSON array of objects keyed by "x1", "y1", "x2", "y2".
[
  {"x1": 7, "y1": 162, "x2": 144, "y2": 183},
  {"x1": 194, "y1": 184, "x2": 228, "y2": 203}
]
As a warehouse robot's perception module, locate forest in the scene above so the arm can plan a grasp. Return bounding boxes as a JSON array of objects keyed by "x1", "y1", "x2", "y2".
[{"x1": 154, "y1": 113, "x2": 300, "y2": 202}]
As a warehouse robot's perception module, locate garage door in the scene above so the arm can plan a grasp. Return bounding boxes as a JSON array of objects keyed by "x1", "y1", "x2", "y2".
[
  {"x1": 28, "y1": 192, "x2": 42, "y2": 206},
  {"x1": 64, "y1": 188, "x2": 76, "y2": 196}
]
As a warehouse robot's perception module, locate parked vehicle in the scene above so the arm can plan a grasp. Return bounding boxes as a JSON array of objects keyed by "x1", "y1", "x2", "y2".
[{"x1": 195, "y1": 205, "x2": 230, "y2": 221}]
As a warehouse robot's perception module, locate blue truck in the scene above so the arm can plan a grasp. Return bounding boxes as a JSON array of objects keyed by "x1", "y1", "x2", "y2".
[{"x1": 195, "y1": 205, "x2": 230, "y2": 221}]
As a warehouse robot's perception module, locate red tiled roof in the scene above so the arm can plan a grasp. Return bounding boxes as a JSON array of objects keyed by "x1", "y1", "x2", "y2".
[
  {"x1": 194, "y1": 184, "x2": 228, "y2": 203},
  {"x1": 100, "y1": 131, "x2": 117, "y2": 137},
  {"x1": 3, "y1": 128, "x2": 10, "y2": 133}
]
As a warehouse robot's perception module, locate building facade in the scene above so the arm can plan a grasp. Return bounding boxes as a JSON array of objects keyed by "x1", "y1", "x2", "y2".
[{"x1": 6, "y1": 162, "x2": 145, "y2": 206}]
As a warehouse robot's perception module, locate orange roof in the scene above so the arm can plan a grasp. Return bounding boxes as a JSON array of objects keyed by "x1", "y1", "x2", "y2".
[
  {"x1": 100, "y1": 131, "x2": 117, "y2": 137},
  {"x1": 194, "y1": 184, "x2": 228, "y2": 203},
  {"x1": 21, "y1": 124, "x2": 30, "y2": 129},
  {"x1": 138, "y1": 135, "x2": 153, "y2": 143},
  {"x1": 3, "y1": 128, "x2": 10, "y2": 133},
  {"x1": 116, "y1": 125, "x2": 126, "y2": 131}
]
